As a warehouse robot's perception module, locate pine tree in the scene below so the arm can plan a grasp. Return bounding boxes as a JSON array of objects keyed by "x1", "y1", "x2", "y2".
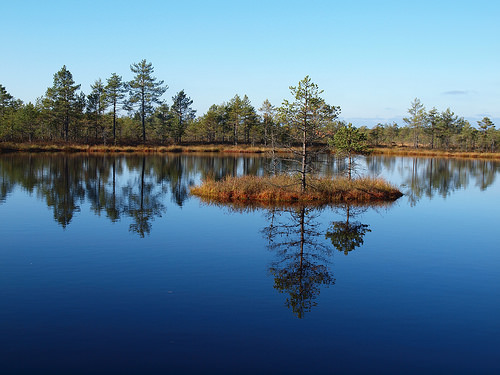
[
  {"x1": 0, "y1": 85, "x2": 15, "y2": 139},
  {"x1": 87, "y1": 79, "x2": 107, "y2": 143},
  {"x1": 403, "y1": 98, "x2": 426, "y2": 149},
  {"x1": 477, "y1": 117, "x2": 496, "y2": 152},
  {"x1": 170, "y1": 90, "x2": 196, "y2": 144},
  {"x1": 259, "y1": 99, "x2": 276, "y2": 146},
  {"x1": 127, "y1": 60, "x2": 167, "y2": 143},
  {"x1": 227, "y1": 94, "x2": 243, "y2": 145},
  {"x1": 279, "y1": 76, "x2": 339, "y2": 192},
  {"x1": 329, "y1": 122, "x2": 367, "y2": 180},
  {"x1": 0, "y1": 84, "x2": 14, "y2": 114},
  {"x1": 105, "y1": 73, "x2": 126, "y2": 144},
  {"x1": 44, "y1": 66, "x2": 81, "y2": 141}
]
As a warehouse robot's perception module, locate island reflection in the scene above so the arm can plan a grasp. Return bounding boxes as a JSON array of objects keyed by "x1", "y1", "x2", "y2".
[{"x1": 1, "y1": 154, "x2": 498, "y2": 236}]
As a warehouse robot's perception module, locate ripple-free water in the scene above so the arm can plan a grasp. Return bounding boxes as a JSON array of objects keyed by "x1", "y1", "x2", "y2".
[{"x1": 0, "y1": 154, "x2": 499, "y2": 374}]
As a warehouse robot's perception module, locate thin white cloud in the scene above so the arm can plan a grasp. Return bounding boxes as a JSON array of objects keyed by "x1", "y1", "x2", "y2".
[{"x1": 442, "y1": 90, "x2": 470, "y2": 95}]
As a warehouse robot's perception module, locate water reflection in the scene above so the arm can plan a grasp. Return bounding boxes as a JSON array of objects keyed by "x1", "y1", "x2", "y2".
[
  {"x1": 366, "y1": 156, "x2": 499, "y2": 205},
  {"x1": 1, "y1": 154, "x2": 499, "y2": 234},
  {"x1": 263, "y1": 207, "x2": 335, "y2": 318},
  {"x1": 0, "y1": 154, "x2": 295, "y2": 234},
  {"x1": 261, "y1": 203, "x2": 381, "y2": 318},
  {"x1": 123, "y1": 156, "x2": 166, "y2": 237},
  {"x1": 0, "y1": 154, "x2": 179, "y2": 234},
  {"x1": 326, "y1": 204, "x2": 371, "y2": 256}
]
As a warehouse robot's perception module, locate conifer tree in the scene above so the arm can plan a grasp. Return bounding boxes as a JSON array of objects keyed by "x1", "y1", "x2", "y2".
[
  {"x1": 127, "y1": 60, "x2": 167, "y2": 143},
  {"x1": 105, "y1": 73, "x2": 126, "y2": 144},
  {"x1": 403, "y1": 98, "x2": 426, "y2": 149},
  {"x1": 329, "y1": 122, "x2": 367, "y2": 180},
  {"x1": 279, "y1": 76, "x2": 339, "y2": 192},
  {"x1": 170, "y1": 90, "x2": 196, "y2": 144},
  {"x1": 44, "y1": 66, "x2": 81, "y2": 141},
  {"x1": 87, "y1": 79, "x2": 107, "y2": 142}
]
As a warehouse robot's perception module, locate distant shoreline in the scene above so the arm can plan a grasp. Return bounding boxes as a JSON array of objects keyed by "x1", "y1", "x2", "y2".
[
  {"x1": 1, "y1": 142, "x2": 499, "y2": 160},
  {"x1": 370, "y1": 146, "x2": 500, "y2": 160}
]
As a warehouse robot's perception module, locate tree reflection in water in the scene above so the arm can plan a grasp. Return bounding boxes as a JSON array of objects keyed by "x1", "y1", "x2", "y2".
[
  {"x1": 0, "y1": 153, "x2": 291, "y2": 235},
  {"x1": 263, "y1": 206, "x2": 335, "y2": 319},
  {"x1": 366, "y1": 155, "x2": 499, "y2": 205},
  {"x1": 261, "y1": 202, "x2": 378, "y2": 318},
  {"x1": 325, "y1": 204, "x2": 371, "y2": 256},
  {"x1": 123, "y1": 156, "x2": 166, "y2": 237},
  {"x1": 2, "y1": 153, "x2": 496, "y2": 237},
  {"x1": 0, "y1": 154, "x2": 176, "y2": 236}
]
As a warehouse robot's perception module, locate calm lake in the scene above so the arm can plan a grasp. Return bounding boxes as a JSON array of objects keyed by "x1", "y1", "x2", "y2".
[{"x1": 0, "y1": 153, "x2": 499, "y2": 374}]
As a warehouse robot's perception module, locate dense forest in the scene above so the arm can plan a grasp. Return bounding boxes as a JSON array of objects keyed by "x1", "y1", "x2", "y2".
[{"x1": 0, "y1": 60, "x2": 498, "y2": 152}]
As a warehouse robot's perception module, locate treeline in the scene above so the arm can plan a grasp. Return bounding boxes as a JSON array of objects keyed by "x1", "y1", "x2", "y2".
[
  {"x1": 0, "y1": 62, "x2": 498, "y2": 152},
  {"x1": 362, "y1": 98, "x2": 498, "y2": 152}
]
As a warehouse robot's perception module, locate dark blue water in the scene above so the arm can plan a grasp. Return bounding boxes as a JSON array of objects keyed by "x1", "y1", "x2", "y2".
[{"x1": 0, "y1": 154, "x2": 499, "y2": 374}]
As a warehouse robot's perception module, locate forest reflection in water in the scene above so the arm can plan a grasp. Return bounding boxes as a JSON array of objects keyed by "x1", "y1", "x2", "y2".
[
  {"x1": 0, "y1": 153, "x2": 265, "y2": 236},
  {"x1": 1, "y1": 153, "x2": 499, "y2": 374},
  {"x1": 261, "y1": 203, "x2": 374, "y2": 318},
  {"x1": 0, "y1": 153, "x2": 498, "y2": 235},
  {"x1": 366, "y1": 155, "x2": 499, "y2": 205}
]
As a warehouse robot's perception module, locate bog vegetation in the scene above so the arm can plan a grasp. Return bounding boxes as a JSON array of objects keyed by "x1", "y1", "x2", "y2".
[
  {"x1": 0, "y1": 61, "x2": 498, "y2": 155},
  {"x1": 190, "y1": 175, "x2": 402, "y2": 205}
]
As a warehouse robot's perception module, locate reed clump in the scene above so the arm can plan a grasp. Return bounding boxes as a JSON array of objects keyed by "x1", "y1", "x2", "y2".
[{"x1": 190, "y1": 175, "x2": 402, "y2": 205}]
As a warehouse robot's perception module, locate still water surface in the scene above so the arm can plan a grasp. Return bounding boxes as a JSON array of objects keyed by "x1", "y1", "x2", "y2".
[{"x1": 0, "y1": 154, "x2": 499, "y2": 374}]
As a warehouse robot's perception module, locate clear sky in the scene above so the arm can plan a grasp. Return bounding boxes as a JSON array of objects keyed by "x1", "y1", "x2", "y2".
[{"x1": 1, "y1": 0, "x2": 499, "y2": 127}]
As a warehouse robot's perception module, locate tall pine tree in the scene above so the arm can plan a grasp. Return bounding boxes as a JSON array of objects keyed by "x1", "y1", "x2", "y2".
[
  {"x1": 170, "y1": 90, "x2": 196, "y2": 144},
  {"x1": 279, "y1": 76, "x2": 339, "y2": 192},
  {"x1": 127, "y1": 60, "x2": 167, "y2": 143},
  {"x1": 44, "y1": 66, "x2": 81, "y2": 141},
  {"x1": 105, "y1": 73, "x2": 126, "y2": 144}
]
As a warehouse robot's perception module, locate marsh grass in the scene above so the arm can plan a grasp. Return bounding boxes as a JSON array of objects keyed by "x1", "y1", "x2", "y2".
[
  {"x1": 370, "y1": 146, "x2": 500, "y2": 160},
  {"x1": 2, "y1": 142, "x2": 499, "y2": 159},
  {"x1": 190, "y1": 175, "x2": 402, "y2": 205},
  {"x1": 0, "y1": 142, "x2": 294, "y2": 154}
]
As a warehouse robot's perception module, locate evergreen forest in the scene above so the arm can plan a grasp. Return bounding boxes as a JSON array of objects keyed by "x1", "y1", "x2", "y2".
[{"x1": 0, "y1": 61, "x2": 498, "y2": 152}]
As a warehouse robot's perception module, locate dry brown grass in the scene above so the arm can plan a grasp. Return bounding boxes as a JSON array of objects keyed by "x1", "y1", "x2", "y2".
[
  {"x1": 370, "y1": 146, "x2": 500, "y2": 160},
  {"x1": 190, "y1": 175, "x2": 402, "y2": 205},
  {"x1": 3, "y1": 141, "x2": 499, "y2": 159},
  {"x1": 0, "y1": 142, "x2": 295, "y2": 155}
]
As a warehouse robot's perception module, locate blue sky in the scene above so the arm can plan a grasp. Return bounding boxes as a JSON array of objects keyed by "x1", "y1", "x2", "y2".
[{"x1": 1, "y1": 0, "x2": 499, "y2": 126}]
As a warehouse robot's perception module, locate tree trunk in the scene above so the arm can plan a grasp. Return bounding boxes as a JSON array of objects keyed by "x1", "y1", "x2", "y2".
[
  {"x1": 348, "y1": 154, "x2": 352, "y2": 180},
  {"x1": 113, "y1": 101, "x2": 117, "y2": 145},
  {"x1": 301, "y1": 125, "x2": 307, "y2": 193},
  {"x1": 141, "y1": 89, "x2": 146, "y2": 144}
]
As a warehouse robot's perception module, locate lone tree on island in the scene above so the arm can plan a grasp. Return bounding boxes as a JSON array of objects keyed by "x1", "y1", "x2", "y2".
[
  {"x1": 279, "y1": 76, "x2": 340, "y2": 192},
  {"x1": 127, "y1": 60, "x2": 168, "y2": 143}
]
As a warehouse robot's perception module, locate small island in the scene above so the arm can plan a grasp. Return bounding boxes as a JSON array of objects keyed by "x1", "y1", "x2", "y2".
[
  {"x1": 190, "y1": 77, "x2": 402, "y2": 206},
  {"x1": 191, "y1": 175, "x2": 402, "y2": 205}
]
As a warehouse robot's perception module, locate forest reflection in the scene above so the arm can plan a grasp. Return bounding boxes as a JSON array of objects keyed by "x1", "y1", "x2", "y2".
[
  {"x1": 0, "y1": 154, "x2": 203, "y2": 235},
  {"x1": 0, "y1": 153, "x2": 347, "y2": 235},
  {"x1": 366, "y1": 155, "x2": 499, "y2": 205},
  {"x1": 1, "y1": 154, "x2": 498, "y2": 235}
]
